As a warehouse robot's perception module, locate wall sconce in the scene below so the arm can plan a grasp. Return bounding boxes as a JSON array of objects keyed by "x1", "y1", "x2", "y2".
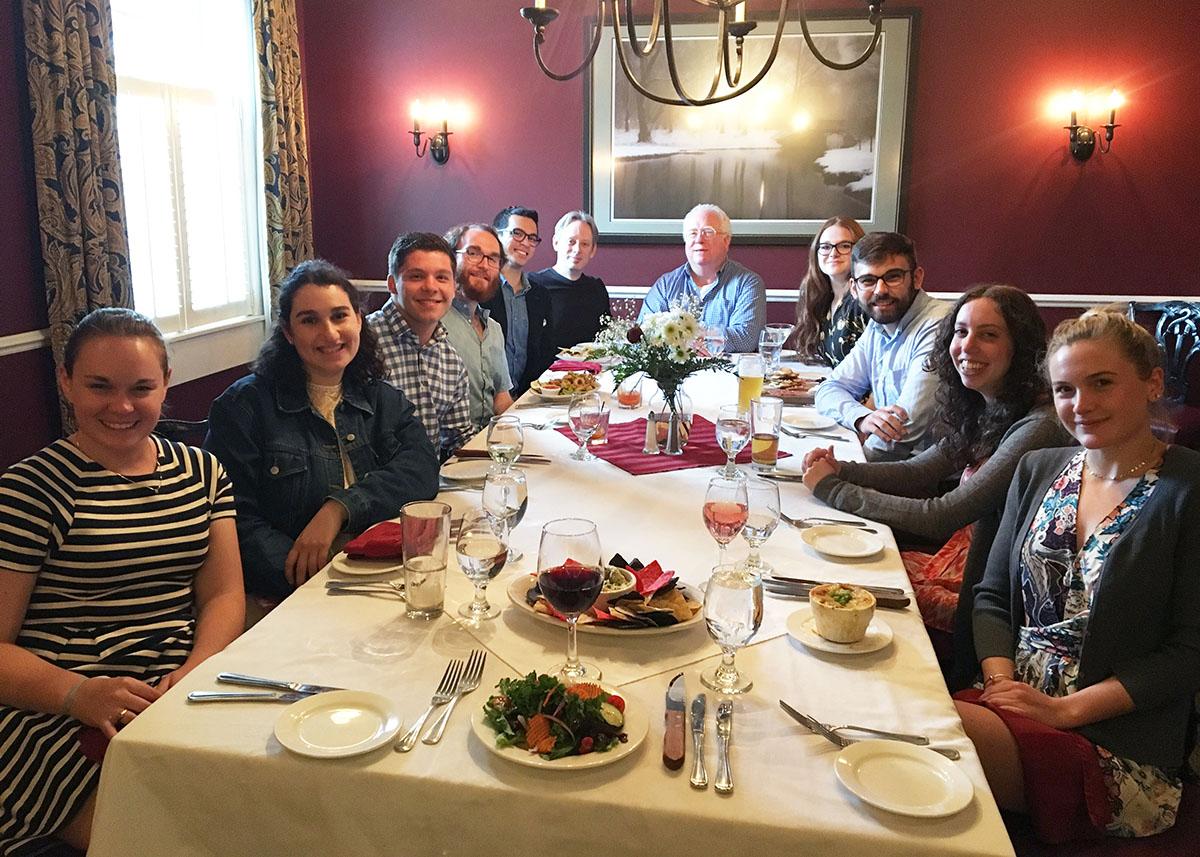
[
  {"x1": 1051, "y1": 89, "x2": 1124, "y2": 162},
  {"x1": 410, "y1": 99, "x2": 452, "y2": 165}
]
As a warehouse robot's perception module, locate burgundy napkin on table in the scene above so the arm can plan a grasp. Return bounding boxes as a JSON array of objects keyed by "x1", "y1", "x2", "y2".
[
  {"x1": 549, "y1": 359, "x2": 603, "y2": 373},
  {"x1": 556, "y1": 414, "x2": 790, "y2": 476},
  {"x1": 343, "y1": 521, "x2": 403, "y2": 559}
]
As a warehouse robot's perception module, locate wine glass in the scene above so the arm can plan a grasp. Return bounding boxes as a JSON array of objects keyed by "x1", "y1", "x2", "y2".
[
  {"x1": 741, "y1": 478, "x2": 780, "y2": 574},
  {"x1": 455, "y1": 508, "x2": 508, "y2": 623},
  {"x1": 714, "y1": 404, "x2": 751, "y2": 479},
  {"x1": 758, "y1": 329, "x2": 784, "y2": 374},
  {"x1": 702, "y1": 477, "x2": 748, "y2": 565},
  {"x1": 700, "y1": 563, "x2": 763, "y2": 694},
  {"x1": 567, "y1": 392, "x2": 604, "y2": 461},
  {"x1": 537, "y1": 518, "x2": 603, "y2": 683},
  {"x1": 482, "y1": 467, "x2": 527, "y2": 563},
  {"x1": 703, "y1": 325, "x2": 727, "y2": 357},
  {"x1": 486, "y1": 415, "x2": 523, "y2": 471}
]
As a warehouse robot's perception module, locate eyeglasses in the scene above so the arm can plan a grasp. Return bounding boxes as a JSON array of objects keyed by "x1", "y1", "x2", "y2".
[
  {"x1": 685, "y1": 226, "x2": 726, "y2": 241},
  {"x1": 816, "y1": 241, "x2": 855, "y2": 256},
  {"x1": 457, "y1": 247, "x2": 502, "y2": 268},
  {"x1": 504, "y1": 227, "x2": 541, "y2": 245},
  {"x1": 852, "y1": 268, "x2": 912, "y2": 292}
]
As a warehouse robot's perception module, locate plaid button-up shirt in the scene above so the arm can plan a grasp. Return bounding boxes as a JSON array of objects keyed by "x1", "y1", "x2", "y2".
[{"x1": 367, "y1": 298, "x2": 472, "y2": 459}]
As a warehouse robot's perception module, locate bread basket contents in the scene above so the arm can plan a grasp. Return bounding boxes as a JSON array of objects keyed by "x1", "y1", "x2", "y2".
[
  {"x1": 531, "y1": 371, "x2": 600, "y2": 398},
  {"x1": 762, "y1": 368, "x2": 822, "y2": 404},
  {"x1": 808, "y1": 583, "x2": 876, "y2": 643}
]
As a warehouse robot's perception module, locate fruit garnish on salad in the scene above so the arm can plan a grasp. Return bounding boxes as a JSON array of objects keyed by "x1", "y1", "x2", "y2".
[{"x1": 483, "y1": 672, "x2": 627, "y2": 759}]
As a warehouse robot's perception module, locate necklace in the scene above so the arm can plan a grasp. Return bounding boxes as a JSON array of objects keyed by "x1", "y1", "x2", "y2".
[{"x1": 1084, "y1": 440, "x2": 1165, "y2": 481}]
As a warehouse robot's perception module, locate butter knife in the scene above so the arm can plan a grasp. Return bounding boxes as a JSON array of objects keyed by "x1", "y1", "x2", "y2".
[
  {"x1": 187, "y1": 690, "x2": 307, "y2": 703},
  {"x1": 663, "y1": 673, "x2": 686, "y2": 770},
  {"x1": 689, "y1": 693, "x2": 708, "y2": 789},
  {"x1": 217, "y1": 672, "x2": 344, "y2": 695},
  {"x1": 714, "y1": 700, "x2": 734, "y2": 794}
]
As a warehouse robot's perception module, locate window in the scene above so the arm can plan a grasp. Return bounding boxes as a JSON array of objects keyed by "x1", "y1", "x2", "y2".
[{"x1": 112, "y1": 0, "x2": 264, "y2": 336}]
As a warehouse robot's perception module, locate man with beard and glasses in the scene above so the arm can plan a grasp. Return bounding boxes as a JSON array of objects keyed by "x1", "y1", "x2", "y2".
[
  {"x1": 484, "y1": 205, "x2": 552, "y2": 397},
  {"x1": 442, "y1": 223, "x2": 514, "y2": 430},
  {"x1": 814, "y1": 231, "x2": 949, "y2": 462}
]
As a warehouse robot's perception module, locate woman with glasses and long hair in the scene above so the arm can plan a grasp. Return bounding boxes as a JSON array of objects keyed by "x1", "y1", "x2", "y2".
[
  {"x1": 206, "y1": 259, "x2": 439, "y2": 603},
  {"x1": 802, "y1": 285, "x2": 1073, "y2": 686},
  {"x1": 794, "y1": 216, "x2": 866, "y2": 366},
  {"x1": 958, "y1": 308, "x2": 1199, "y2": 842}
]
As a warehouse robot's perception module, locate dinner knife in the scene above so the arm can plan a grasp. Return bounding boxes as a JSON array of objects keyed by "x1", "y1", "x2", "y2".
[
  {"x1": 762, "y1": 581, "x2": 911, "y2": 610},
  {"x1": 689, "y1": 693, "x2": 708, "y2": 789},
  {"x1": 663, "y1": 673, "x2": 686, "y2": 770},
  {"x1": 217, "y1": 672, "x2": 344, "y2": 695},
  {"x1": 714, "y1": 700, "x2": 734, "y2": 794},
  {"x1": 187, "y1": 690, "x2": 307, "y2": 703},
  {"x1": 779, "y1": 700, "x2": 961, "y2": 761},
  {"x1": 765, "y1": 576, "x2": 906, "y2": 596}
]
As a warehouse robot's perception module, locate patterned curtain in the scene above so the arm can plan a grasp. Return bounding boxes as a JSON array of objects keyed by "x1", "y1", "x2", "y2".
[
  {"x1": 23, "y1": 0, "x2": 132, "y2": 426},
  {"x1": 253, "y1": 0, "x2": 314, "y2": 308}
]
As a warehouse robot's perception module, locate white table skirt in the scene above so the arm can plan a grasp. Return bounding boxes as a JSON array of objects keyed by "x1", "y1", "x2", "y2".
[{"x1": 90, "y1": 367, "x2": 1014, "y2": 857}]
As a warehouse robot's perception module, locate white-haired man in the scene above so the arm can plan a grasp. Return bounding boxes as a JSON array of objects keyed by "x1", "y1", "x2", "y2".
[{"x1": 637, "y1": 203, "x2": 765, "y2": 351}]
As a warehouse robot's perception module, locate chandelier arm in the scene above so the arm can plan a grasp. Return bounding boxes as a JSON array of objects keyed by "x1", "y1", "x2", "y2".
[
  {"x1": 532, "y1": 0, "x2": 608, "y2": 82},
  {"x1": 619, "y1": 0, "x2": 663, "y2": 57},
  {"x1": 798, "y1": 0, "x2": 883, "y2": 71},
  {"x1": 659, "y1": 2, "x2": 731, "y2": 105},
  {"x1": 721, "y1": 13, "x2": 744, "y2": 88}
]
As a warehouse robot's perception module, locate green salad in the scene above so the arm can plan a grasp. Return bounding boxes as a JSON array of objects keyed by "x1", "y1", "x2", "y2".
[{"x1": 482, "y1": 672, "x2": 627, "y2": 760}]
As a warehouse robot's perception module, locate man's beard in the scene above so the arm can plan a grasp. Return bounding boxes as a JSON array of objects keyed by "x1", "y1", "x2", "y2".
[{"x1": 458, "y1": 270, "x2": 499, "y2": 303}]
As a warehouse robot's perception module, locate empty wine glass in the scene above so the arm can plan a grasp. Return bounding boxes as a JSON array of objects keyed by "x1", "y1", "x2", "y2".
[
  {"x1": 486, "y1": 415, "x2": 523, "y2": 471},
  {"x1": 537, "y1": 518, "x2": 603, "y2": 683},
  {"x1": 482, "y1": 466, "x2": 527, "y2": 563},
  {"x1": 456, "y1": 509, "x2": 508, "y2": 623},
  {"x1": 702, "y1": 477, "x2": 748, "y2": 565},
  {"x1": 714, "y1": 404, "x2": 751, "y2": 479},
  {"x1": 701, "y1": 562, "x2": 763, "y2": 694},
  {"x1": 741, "y1": 478, "x2": 780, "y2": 574},
  {"x1": 567, "y1": 392, "x2": 604, "y2": 461}
]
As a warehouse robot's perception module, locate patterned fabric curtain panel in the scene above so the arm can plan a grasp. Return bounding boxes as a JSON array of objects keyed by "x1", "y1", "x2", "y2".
[
  {"x1": 23, "y1": 0, "x2": 133, "y2": 427},
  {"x1": 254, "y1": 0, "x2": 314, "y2": 311}
]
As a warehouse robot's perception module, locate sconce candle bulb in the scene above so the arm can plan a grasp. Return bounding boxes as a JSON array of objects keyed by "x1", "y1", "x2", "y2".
[
  {"x1": 1060, "y1": 87, "x2": 1124, "y2": 162},
  {"x1": 410, "y1": 98, "x2": 453, "y2": 165}
]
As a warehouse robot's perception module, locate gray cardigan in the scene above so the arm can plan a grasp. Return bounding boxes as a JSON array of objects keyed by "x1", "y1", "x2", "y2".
[{"x1": 973, "y1": 445, "x2": 1200, "y2": 769}]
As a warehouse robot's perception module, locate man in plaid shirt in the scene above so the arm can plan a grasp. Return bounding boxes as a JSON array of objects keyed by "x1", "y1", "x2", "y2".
[{"x1": 368, "y1": 232, "x2": 472, "y2": 460}]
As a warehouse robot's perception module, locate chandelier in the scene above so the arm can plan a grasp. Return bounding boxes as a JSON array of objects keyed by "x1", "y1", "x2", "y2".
[{"x1": 519, "y1": 1, "x2": 885, "y2": 107}]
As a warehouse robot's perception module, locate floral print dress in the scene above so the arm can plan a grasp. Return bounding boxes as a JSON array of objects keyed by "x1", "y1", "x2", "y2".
[
  {"x1": 819, "y1": 293, "x2": 867, "y2": 367},
  {"x1": 1016, "y1": 451, "x2": 1182, "y2": 837}
]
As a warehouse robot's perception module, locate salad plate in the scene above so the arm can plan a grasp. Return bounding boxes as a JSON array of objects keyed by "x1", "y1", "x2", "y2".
[
  {"x1": 274, "y1": 690, "x2": 403, "y2": 758},
  {"x1": 782, "y1": 411, "x2": 837, "y2": 431},
  {"x1": 328, "y1": 552, "x2": 401, "y2": 577},
  {"x1": 834, "y1": 739, "x2": 973, "y2": 818},
  {"x1": 441, "y1": 459, "x2": 494, "y2": 482},
  {"x1": 800, "y1": 525, "x2": 884, "y2": 559},
  {"x1": 787, "y1": 606, "x2": 893, "y2": 655},
  {"x1": 506, "y1": 576, "x2": 704, "y2": 637}
]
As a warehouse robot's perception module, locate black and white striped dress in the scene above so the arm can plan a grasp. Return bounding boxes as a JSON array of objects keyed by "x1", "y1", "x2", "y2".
[{"x1": 0, "y1": 436, "x2": 235, "y2": 856}]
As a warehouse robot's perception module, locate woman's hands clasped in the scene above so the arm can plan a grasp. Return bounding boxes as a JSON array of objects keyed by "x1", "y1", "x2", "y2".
[
  {"x1": 70, "y1": 676, "x2": 162, "y2": 738},
  {"x1": 980, "y1": 677, "x2": 1080, "y2": 730},
  {"x1": 801, "y1": 445, "x2": 841, "y2": 491}
]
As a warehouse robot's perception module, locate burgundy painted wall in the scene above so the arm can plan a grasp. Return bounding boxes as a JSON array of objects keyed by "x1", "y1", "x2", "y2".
[{"x1": 299, "y1": 0, "x2": 1200, "y2": 295}]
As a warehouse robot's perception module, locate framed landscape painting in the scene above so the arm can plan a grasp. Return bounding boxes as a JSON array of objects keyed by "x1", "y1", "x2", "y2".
[{"x1": 586, "y1": 13, "x2": 916, "y2": 242}]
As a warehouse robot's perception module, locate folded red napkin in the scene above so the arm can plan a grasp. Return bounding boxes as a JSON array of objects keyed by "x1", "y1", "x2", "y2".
[
  {"x1": 549, "y1": 359, "x2": 603, "y2": 373},
  {"x1": 343, "y1": 521, "x2": 403, "y2": 559}
]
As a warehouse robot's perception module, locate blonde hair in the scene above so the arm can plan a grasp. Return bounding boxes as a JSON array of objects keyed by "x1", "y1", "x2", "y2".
[{"x1": 1045, "y1": 306, "x2": 1163, "y2": 379}]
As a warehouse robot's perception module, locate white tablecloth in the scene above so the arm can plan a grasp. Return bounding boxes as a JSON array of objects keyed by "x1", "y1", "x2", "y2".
[{"x1": 90, "y1": 367, "x2": 1015, "y2": 857}]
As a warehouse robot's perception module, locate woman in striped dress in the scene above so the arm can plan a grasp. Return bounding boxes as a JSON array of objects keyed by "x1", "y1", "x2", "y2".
[{"x1": 0, "y1": 309, "x2": 244, "y2": 856}]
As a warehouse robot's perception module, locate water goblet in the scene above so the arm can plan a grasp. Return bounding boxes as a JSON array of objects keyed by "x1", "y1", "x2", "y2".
[
  {"x1": 703, "y1": 325, "x2": 727, "y2": 357},
  {"x1": 568, "y1": 392, "x2": 604, "y2": 461},
  {"x1": 537, "y1": 518, "x2": 603, "y2": 683},
  {"x1": 741, "y1": 478, "x2": 780, "y2": 575},
  {"x1": 482, "y1": 466, "x2": 527, "y2": 563},
  {"x1": 700, "y1": 563, "x2": 763, "y2": 695},
  {"x1": 714, "y1": 404, "x2": 750, "y2": 479},
  {"x1": 758, "y1": 329, "x2": 784, "y2": 374},
  {"x1": 702, "y1": 477, "x2": 748, "y2": 565},
  {"x1": 455, "y1": 508, "x2": 508, "y2": 623},
  {"x1": 486, "y1": 415, "x2": 523, "y2": 471}
]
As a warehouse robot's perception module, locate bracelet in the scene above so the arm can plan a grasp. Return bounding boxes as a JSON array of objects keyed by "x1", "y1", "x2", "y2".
[
  {"x1": 61, "y1": 677, "x2": 88, "y2": 717},
  {"x1": 983, "y1": 673, "x2": 1012, "y2": 687}
]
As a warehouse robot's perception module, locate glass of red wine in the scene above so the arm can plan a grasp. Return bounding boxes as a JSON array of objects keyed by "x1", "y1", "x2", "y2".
[
  {"x1": 537, "y1": 518, "x2": 603, "y2": 683},
  {"x1": 702, "y1": 477, "x2": 749, "y2": 565}
]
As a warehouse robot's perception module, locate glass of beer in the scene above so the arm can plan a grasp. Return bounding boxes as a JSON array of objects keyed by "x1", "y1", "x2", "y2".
[
  {"x1": 750, "y1": 396, "x2": 783, "y2": 472},
  {"x1": 737, "y1": 354, "x2": 765, "y2": 413}
]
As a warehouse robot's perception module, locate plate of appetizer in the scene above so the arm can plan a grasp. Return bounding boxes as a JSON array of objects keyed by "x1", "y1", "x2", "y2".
[
  {"x1": 556, "y1": 342, "x2": 612, "y2": 363},
  {"x1": 529, "y1": 371, "x2": 601, "y2": 402},
  {"x1": 787, "y1": 604, "x2": 893, "y2": 655},
  {"x1": 472, "y1": 672, "x2": 647, "y2": 770},
  {"x1": 763, "y1": 368, "x2": 822, "y2": 405}
]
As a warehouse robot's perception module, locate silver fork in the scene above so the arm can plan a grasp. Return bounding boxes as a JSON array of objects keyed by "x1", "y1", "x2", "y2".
[
  {"x1": 421, "y1": 649, "x2": 486, "y2": 744},
  {"x1": 780, "y1": 512, "x2": 878, "y2": 534},
  {"x1": 325, "y1": 579, "x2": 405, "y2": 594},
  {"x1": 395, "y1": 659, "x2": 462, "y2": 752}
]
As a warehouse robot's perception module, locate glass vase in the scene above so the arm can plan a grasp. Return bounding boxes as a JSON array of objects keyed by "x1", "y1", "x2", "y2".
[{"x1": 649, "y1": 387, "x2": 694, "y2": 455}]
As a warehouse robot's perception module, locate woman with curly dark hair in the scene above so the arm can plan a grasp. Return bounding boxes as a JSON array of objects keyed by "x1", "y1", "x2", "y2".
[
  {"x1": 801, "y1": 285, "x2": 1073, "y2": 687},
  {"x1": 794, "y1": 216, "x2": 867, "y2": 365},
  {"x1": 206, "y1": 259, "x2": 439, "y2": 602}
]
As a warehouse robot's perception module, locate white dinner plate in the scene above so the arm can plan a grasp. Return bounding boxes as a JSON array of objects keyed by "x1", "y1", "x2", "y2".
[
  {"x1": 800, "y1": 525, "x2": 884, "y2": 559},
  {"x1": 783, "y1": 412, "x2": 837, "y2": 431},
  {"x1": 506, "y1": 576, "x2": 705, "y2": 637},
  {"x1": 328, "y1": 551, "x2": 402, "y2": 576},
  {"x1": 274, "y1": 691, "x2": 403, "y2": 759},
  {"x1": 786, "y1": 606, "x2": 893, "y2": 655},
  {"x1": 778, "y1": 348, "x2": 799, "y2": 360},
  {"x1": 834, "y1": 739, "x2": 974, "y2": 818},
  {"x1": 470, "y1": 688, "x2": 648, "y2": 770},
  {"x1": 441, "y1": 459, "x2": 494, "y2": 482}
]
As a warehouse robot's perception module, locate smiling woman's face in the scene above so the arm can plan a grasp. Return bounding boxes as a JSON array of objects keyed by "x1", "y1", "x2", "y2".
[
  {"x1": 1048, "y1": 336, "x2": 1163, "y2": 449},
  {"x1": 283, "y1": 283, "x2": 362, "y2": 385}
]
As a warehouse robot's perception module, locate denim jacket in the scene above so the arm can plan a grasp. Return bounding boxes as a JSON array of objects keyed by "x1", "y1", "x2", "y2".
[{"x1": 205, "y1": 373, "x2": 439, "y2": 599}]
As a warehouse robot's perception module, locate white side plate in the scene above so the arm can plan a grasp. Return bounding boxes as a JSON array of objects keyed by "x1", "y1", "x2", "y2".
[
  {"x1": 274, "y1": 691, "x2": 403, "y2": 758},
  {"x1": 835, "y1": 739, "x2": 973, "y2": 818},
  {"x1": 441, "y1": 459, "x2": 495, "y2": 482},
  {"x1": 800, "y1": 525, "x2": 884, "y2": 559},
  {"x1": 328, "y1": 552, "x2": 402, "y2": 576},
  {"x1": 782, "y1": 411, "x2": 837, "y2": 431},
  {"x1": 786, "y1": 606, "x2": 893, "y2": 655}
]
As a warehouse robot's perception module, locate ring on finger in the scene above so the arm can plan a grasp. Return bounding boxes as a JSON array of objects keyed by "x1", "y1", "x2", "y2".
[{"x1": 117, "y1": 707, "x2": 130, "y2": 722}]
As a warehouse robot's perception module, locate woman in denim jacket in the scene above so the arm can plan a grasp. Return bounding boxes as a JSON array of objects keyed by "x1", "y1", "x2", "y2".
[{"x1": 206, "y1": 259, "x2": 439, "y2": 600}]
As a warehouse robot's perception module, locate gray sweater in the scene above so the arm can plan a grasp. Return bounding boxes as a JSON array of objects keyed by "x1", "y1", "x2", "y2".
[{"x1": 974, "y1": 445, "x2": 1200, "y2": 769}]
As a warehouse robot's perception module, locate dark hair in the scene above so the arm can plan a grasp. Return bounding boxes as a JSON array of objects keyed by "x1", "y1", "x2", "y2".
[
  {"x1": 851, "y1": 231, "x2": 917, "y2": 275},
  {"x1": 444, "y1": 222, "x2": 506, "y2": 267},
  {"x1": 492, "y1": 205, "x2": 538, "y2": 231},
  {"x1": 926, "y1": 284, "x2": 1049, "y2": 467},
  {"x1": 253, "y1": 258, "x2": 384, "y2": 389},
  {"x1": 64, "y1": 307, "x2": 168, "y2": 376},
  {"x1": 794, "y1": 216, "x2": 865, "y2": 361},
  {"x1": 388, "y1": 232, "x2": 456, "y2": 278}
]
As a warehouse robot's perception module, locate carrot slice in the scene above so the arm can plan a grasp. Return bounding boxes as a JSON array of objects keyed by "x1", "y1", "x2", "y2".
[{"x1": 566, "y1": 683, "x2": 604, "y2": 700}]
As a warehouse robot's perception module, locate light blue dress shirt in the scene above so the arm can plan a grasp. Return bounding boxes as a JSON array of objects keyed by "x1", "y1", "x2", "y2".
[
  {"x1": 637, "y1": 258, "x2": 766, "y2": 352},
  {"x1": 814, "y1": 289, "x2": 950, "y2": 461},
  {"x1": 498, "y1": 273, "x2": 530, "y2": 385},
  {"x1": 442, "y1": 297, "x2": 513, "y2": 431}
]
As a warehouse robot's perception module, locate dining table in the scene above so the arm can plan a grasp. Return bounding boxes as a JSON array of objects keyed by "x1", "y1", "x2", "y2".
[{"x1": 89, "y1": 363, "x2": 1016, "y2": 857}]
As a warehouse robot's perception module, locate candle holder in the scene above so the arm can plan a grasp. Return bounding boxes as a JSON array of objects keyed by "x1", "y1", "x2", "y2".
[{"x1": 411, "y1": 128, "x2": 451, "y2": 165}]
